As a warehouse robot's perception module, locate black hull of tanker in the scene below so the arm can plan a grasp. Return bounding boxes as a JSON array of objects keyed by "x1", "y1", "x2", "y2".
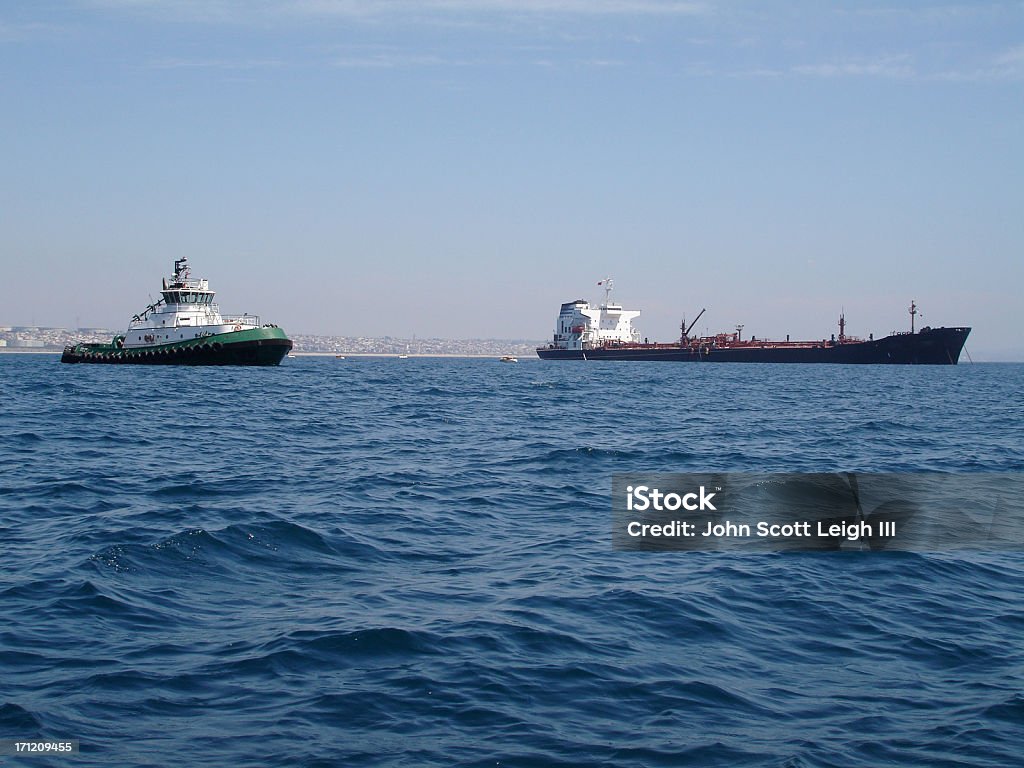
[
  {"x1": 61, "y1": 328, "x2": 292, "y2": 366},
  {"x1": 536, "y1": 327, "x2": 971, "y2": 365}
]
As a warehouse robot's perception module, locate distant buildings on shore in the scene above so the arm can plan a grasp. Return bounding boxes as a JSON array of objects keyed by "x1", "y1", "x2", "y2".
[
  {"x1": 0, "y1": 326, "x2": 104, "y2": 348},
  {"x1": 290, "y1": 334, "x2": 539, "y2": 356},
  {"x1": 0, "y1": 326, "x2": 540, "y2": 356}
]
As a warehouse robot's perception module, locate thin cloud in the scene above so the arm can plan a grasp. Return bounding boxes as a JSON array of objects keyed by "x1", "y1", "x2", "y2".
[
  {"x1": 148, "y1": 56, "x2": 285, "y2": 69},
  {"x1": 0, "y1": 19, "x2": 72, "y2": 42},
  {"x1": 837, "y1": 3, "x2": 1009, "y2": 24},
  {"x1": 992, "y1": 43, "x2": 1024, "y2": 77},
  {"x1": 81, "y1": 0, "x2": 262, "y2": 23},
  {"x1": 332, "y1": 52, "x2": 451, "y2": 68},
  {"x1": 934, "y1": 44, "x2": 1024, "y2": 82},
  {"x1": 792, "y1": 54, "x2": 915, "y2": 79},
  {"x1": 295, "y1": 0, "x2": 710, "y2": 16},
  {"x1": 82, "y1": 0, "x2": 710, "y2": 22}
]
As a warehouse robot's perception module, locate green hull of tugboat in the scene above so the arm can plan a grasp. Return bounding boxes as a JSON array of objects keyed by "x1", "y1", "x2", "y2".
[{"x1": 61, "y1": 326, "x2": 292, "y2": 366}]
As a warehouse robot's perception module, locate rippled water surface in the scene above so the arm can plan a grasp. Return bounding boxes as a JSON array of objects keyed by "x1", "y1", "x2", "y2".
[{"x1": 2, "y1": 355, "x2": 1023, "y2": 766}]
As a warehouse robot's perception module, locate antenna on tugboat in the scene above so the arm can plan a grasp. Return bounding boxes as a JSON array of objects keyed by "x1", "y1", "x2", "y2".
[{"x1": 174, "y1": 256, "x2": 190, "y2": 284}]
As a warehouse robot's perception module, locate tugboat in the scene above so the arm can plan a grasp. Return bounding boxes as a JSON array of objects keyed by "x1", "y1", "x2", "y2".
[
  {"x1": 61, "y1": 257, "x2": 292, "y2": 365},
  {"x1": 536, "y1": 280, "x2": 970, "y2": 365}
]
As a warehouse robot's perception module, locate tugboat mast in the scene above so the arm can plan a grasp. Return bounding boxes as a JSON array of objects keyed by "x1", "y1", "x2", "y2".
[{"x1": 174, "y1": 257, "x2": 190, "y2": 284}]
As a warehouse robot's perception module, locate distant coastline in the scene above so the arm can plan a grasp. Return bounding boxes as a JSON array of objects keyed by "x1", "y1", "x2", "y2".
[
  {"x1": 0, "y1": 326, "x2": 541, "y2": 358},
  {"x1": 2, "y1": 326, "x2": 1020, "y2": 362},
  {"x1": 2, "y1": 348, "x2": 536, "y2": 360}
]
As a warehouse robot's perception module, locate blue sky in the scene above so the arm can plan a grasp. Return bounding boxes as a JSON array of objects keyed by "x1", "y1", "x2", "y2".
[{"x1": 2, "y1": 1, "x2": 1022, "y2": 358}]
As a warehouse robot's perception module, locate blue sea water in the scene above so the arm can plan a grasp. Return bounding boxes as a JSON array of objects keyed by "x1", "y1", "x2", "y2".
[{"x1": 1, "y1": 354, "x2": 1023, "y2": 767}]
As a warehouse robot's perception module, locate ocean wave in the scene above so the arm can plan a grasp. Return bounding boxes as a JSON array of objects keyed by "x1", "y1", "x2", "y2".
[{"x1": 1, "y1": 356, "x2": 1022, "y2": 766}]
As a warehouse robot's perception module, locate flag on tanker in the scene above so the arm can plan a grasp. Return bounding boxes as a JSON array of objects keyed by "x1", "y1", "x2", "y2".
[{"x1": 597, "y1": 280, "x2": 604, "y2": 285}]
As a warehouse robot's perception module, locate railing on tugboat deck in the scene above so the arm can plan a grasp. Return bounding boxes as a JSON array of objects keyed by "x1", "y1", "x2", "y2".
[
  {"x1": 221, "y1": 315, "x2": 261, "y2": 327},
  {"x1": 166, "y1": 277, "x2": 209, "y2": 291}
]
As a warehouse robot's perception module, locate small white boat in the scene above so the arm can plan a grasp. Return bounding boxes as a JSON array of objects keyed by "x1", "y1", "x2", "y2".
[{"x1": 499, "y1": 355, "x2": 518, "y2": 363}]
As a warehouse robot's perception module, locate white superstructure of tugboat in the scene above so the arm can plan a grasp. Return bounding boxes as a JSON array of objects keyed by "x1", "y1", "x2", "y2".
[
  {"x1": 123, "y1": 257, "x2": 265, "y2": 347},
  {"x1": 62, "y1": 256, "x2": 292, "y2": 366}
]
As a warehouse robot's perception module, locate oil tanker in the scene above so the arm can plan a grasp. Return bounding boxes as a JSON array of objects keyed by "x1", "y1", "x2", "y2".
[{"x1": 536, "y1": 280, "x2": 970, "y2": 365}]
